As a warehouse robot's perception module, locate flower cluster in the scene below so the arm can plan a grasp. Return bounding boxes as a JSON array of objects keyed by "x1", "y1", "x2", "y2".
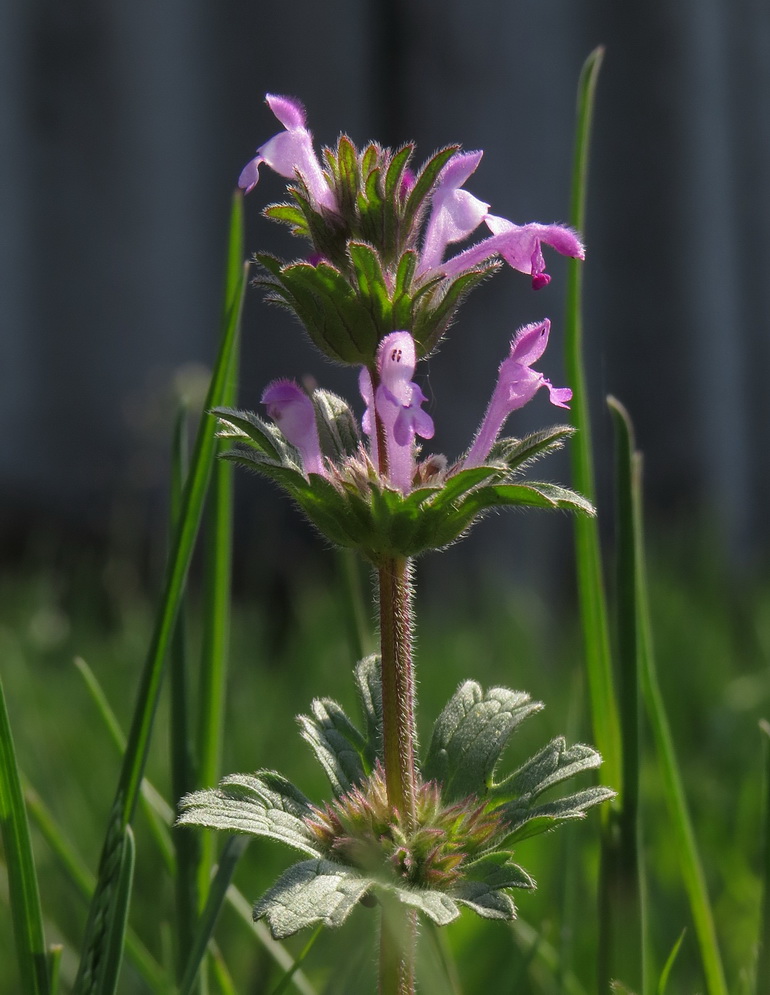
[
  {"x1": 305, "y1": 762, "x2": 504, "y2": 889},
  {"x1": 243, "y1": 93, "x2": 583, "y2": 365},
  {"x1": 218, "y1": 94, "x2": 590, "y2": 562}
]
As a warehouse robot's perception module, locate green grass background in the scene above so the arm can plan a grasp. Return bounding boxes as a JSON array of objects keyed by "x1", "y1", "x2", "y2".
[{"x1": 1, "y1": 528, "x2": 767, "y2": 993}]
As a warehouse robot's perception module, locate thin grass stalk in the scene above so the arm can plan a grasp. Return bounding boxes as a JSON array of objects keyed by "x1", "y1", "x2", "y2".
[
  {"x1": 72, "y1": 193, "x2": 246, "y2": 994},
  {"x1": 630, "y1": 438, "x2": 728, "y2": 995},
  {"x1": 564, "y1": 47, "x2": 623, "y2": 995},
  {"x1": 178, "y1": 836, "x2": 249, "y2": 995},
  {"x1": 607, "y1": 396, "x2": 644, "y2": 991},
  {"x1": 0, "y1": 673, "x2": 50, "y2": 995},
  {"x1": 564, "y1": 44, "x2": 622, "y2": 797},
  {"x1": 269, "y1": 924, "x2": 323, "y2": 995},
  {"x1": 757, "y1": 720, "x2": 770, "y2": 992},
  {"x1": 73, "y1": 657, "x2": 174, "y2": 871},
  {"x1": 169, "y1": 403, "x2": 201, "y2": 978},
  {"x1": 196, "y1": 337, "x2": 239, "y2": 903}
]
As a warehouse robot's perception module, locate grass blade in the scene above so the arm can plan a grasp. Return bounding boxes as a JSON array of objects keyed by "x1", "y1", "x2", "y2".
[
  {"x1": 618, "y1": 404, "x2": 728, "y2": 995},
  {"x1": 197, "y1": 324, "x2": 239, "y2": 902},
  {"x1": 756, "y1": 719, "x2": 770, "y2": 992},
  {"x1": 608, "y1": 397, "x2": 646, "y2": 992},
  {"x1": 73, "y1": 191, "x2": 246, "y2": 994},
  {"x1": 269, "y1": 924, "x2": 322, "y2": 995},
  {"x1": 73, "y1": 657, "x2": 174, "y2": 872},
  {"x1": 92, "y1": 825, "x2": 135, "y2": 995},
  {"x1": 178, "y1": 835, "x2": 249, "y2": 995},
  {"x1": 565, "y1": 44, "x2": 622, "y2": 796},
  {"x1": 168, "y1": 402, "x2": 201, "y2": 977},
  {"x1": 657, "y1": 929, "x2": 686, "y2": 995},
  {"x1": 23, "y1": 781, "x2": 169, "y2": 992},
  {"x1": 0, "y1": 673, "x2": 50, "y2": 995}
]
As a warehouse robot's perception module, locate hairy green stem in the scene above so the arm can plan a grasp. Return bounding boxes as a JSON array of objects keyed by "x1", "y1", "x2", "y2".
[
  {"x1": 379, "y1": 902, "x2": 417, "y2": 995},
  {"x1": 377, "y1": 555, "x2": 417, "y2": 994},
  {"x1": 378, "y1": 556, "x2": 417, "y2": 824}
]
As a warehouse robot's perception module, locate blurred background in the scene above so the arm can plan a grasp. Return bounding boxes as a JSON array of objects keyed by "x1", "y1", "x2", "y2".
[
  {"x1": 1, "y1": 0, "x2": 769, "y2": 590},
  {"x1": 3, "y1": 5, "x2": 770, "y2": 990}
]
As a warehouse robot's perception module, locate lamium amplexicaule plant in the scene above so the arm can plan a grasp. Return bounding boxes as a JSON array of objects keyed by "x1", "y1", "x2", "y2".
[{"x1": 175, "y1": 93, "x2": 615, "y2": 994}]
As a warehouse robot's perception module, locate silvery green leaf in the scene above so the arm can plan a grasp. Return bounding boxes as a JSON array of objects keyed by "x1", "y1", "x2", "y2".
[
  {"x1": 485, "y1": 425, "x2": 575, "y2": 476},
  {"x1": 312, "y1": 389, "x2": 361, "y2": 460},
  {"x1": 490, "y1": 737, "x2": 604, "y2": 801},
  {"x1": 297, "y1": 698, "x2": 368, "y2": 796},
  {"x1": 177, "y1": 771, "x2": 321, "y2": 858},
  {"x1": 423, "y1": 682, "x2": 543, "y2": 801},
  {"x1": 497, "y1": 786, "x2": 617, "y2": 845},
  {"x1": 253, "y1": 859, "x2": 372, "y2": 939},
  {"x1": 213, "y1": 407, "x2": 288, "y2": 462},
  {"x1": 462, "y1": 851, "x2": 536, "y2": 891},
  {"x1": 384, "y1": 885, "x2": 460, "y2": 926},
  {"x1": 454, "y1": 852, "x2": 534, "y2": 918},
  {"x1": 453, "y1": 882, "x2": 517, "y2": 920},
  {"x1": 354, "y1": 655, "x2": 382, "y2": 768}
]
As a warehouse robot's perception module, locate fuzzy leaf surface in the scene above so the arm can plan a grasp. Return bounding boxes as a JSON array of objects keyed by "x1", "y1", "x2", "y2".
[
  {"x1": 297, "y1": 699, "x2": 368, "y2": 796},
  {"x1": 177, "y1": 772, "x2": 320, "y2": 858},
  {"x1": 490, "y1": 737, "x2": 603, "y2": 802},
  {"x1": 253, "y1": 859, "x2": 371, "y2": 939},
  {"x1": 497, "y1": 785, "x2": 617, "y2": 845},
  {"x1": 423, "y1": 682, "x2": 543, "y2": 801}
]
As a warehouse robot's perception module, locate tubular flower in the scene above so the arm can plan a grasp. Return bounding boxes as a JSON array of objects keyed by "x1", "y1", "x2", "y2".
[
  {"x1": 360, "y1": 332, "x2": 435, "y2": 493},
  {"x1": 415, "y1": 150, "x2": 584, "y2": 289},
  {"x1": 419, "y1": 151, "x2": 490, "y2": 273},
  {"x1": 464, "y1": 319, "x2": 572, "y2": 468},
  {"x1": 238, "y1": 94, "x2": 337, "y2": 213},
  {"x1": 261, "y1": 379, "x2": 326, "y2": 477}
]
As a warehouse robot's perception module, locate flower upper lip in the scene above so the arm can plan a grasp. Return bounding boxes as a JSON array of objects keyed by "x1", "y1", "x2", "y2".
[{"x1": 238, "y1": 94, "x2": 337, "y2": 213}]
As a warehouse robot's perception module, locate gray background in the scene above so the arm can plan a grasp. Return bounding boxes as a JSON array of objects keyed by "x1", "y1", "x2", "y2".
[{"x1": 2, "y1": 0, "x2": 768, "y2": 583}]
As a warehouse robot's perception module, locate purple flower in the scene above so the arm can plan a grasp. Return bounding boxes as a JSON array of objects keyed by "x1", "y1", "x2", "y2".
[
  {"x1": 441, "y1": 217, "x2": 584, "y2": 290},
  {"x1": 262, "y1": 379, "x2": 326, "y2": 477},
  {"x1": 416, "y1": 150, "x2": 584, "y2": 289},
  {"x1": 419, "y1": 151, "x2": 490, "y2": 272},
  {"x1": 463, "y1": 319, "x2": 572, "y2": 468},
  {"x1": 360, "y1": 332, "x2": 435, "y2": 493},
  {"x1": 238, "y1": 94, "x2": 337, "y2": 213}
]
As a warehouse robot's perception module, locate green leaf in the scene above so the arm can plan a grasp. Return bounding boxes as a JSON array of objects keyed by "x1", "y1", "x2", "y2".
[
  {"x1": 254, "y1": 859, "x2": 371, "y2": 939},
  {"x1": 462, "y1": 851, "x2": 536, "y2": 891},
  {"x1": 214, "y1": 407, "x2": 285, "y2": 461},
  {"x1": 460, "y1": 481, "x2": 595, "y2": 517},
  {"x1": 498, "y1": 785, "x2": 617, "y2": 845},
  {"x1": 384, "y1": 144, "x2": 414, "y2": 203},
  {"x1": 311, "y1": 389, "x2": 361, "y2": 461},
  {"x1": 486, "y1": 425, "x2": 576, "y2": 475},
  {"x1": 490, "y1": 737, "x2": 603, "y2": 802},
  {"x1": 423, "y1": 682, "x2": 543, "y2": 801},
  {"x1": 297, "y1": 699, "x2": 368, "y2": 796},
  {"x1": 453, "y1": 884, "x2": 516, "y2": 920},
  {"x1": 177, "y1": 772, "x2": 321, "y2": 858},
  {"x1": 0, "y1": 674, "x2": 50, "y2": 995},
  {"x1": 402, "y1": 145, "x2": 458, "y2": 232},
  {"x1": 385, "y1": 885, "x2": 459, "y2": 926},
  {"x1": 264, "y1": 203, "x2": 311, "y2": 238},
  {"x1": 354, "y1": 655, "x2": 383, "y2": 770},
  {"x1": 425, "y1": 466, "x2": 502, "y2": 514}
]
